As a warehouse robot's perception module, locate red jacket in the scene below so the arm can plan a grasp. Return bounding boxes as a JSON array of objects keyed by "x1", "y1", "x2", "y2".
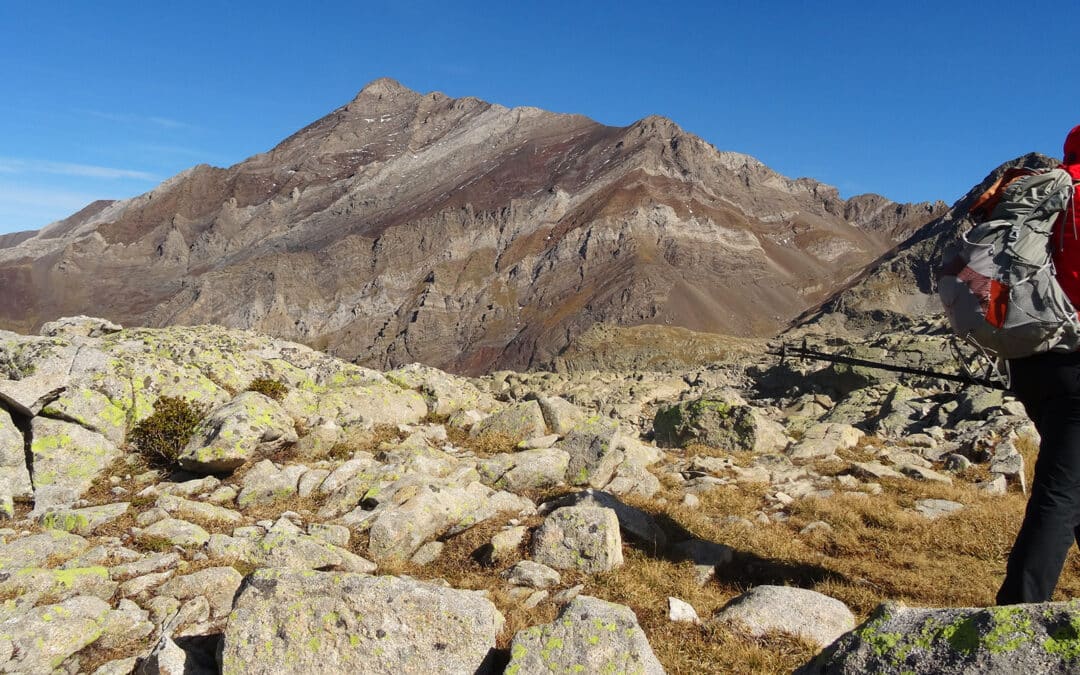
[{"x1": 1053, "y1": 126, "x2": 1080, "y2": 307}]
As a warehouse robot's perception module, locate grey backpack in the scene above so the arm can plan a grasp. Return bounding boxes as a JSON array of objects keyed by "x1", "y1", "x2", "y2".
[{"x1": 937, "y1": 168, "x2": 1080, "y2": 362}]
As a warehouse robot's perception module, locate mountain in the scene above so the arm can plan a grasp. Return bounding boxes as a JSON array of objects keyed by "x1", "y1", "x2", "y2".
[{"x1": 0, "y1": 78, "x2": 944, "y2": 374}]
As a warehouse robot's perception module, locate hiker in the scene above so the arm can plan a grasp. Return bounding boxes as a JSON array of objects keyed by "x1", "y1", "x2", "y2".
[{"x1": 997, "y1": 124, "x2": 1080, "y2": 604}]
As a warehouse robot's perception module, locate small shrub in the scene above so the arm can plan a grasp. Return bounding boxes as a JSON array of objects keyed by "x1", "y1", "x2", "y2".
[
  {"x1": 246, "y1": 377, "x2": 288, "y2": 401},
  {"x1": 129, "y1": 396, "x2": 206, "y2": 466}
]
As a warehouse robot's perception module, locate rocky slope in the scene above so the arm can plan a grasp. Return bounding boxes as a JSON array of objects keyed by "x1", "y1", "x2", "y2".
[
  {"x1": 0, "y1": 79, "x2": 944, "y2": 374},
  {"x1": 2, "y1": 317, "x2": 1075, "y2": 674}
]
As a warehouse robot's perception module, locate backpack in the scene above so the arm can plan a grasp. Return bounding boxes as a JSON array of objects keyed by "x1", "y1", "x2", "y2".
[{"x1": 937, "y1": 167, "x2": 1080, "y2": 362}]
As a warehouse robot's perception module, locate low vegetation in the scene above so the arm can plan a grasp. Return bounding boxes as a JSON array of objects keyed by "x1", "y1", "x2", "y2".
[
  {"x1": 245, "y1": 377, "x2": 288, "y2": 401},
  {"x1": 127, "y1": 396, "x2": 207, "y2": 467}
]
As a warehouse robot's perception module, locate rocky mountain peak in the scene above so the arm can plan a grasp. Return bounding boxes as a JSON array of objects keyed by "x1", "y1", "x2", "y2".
[
  {"x1": 0, "y1": 83, "x2": 943, "y2": 372},
  {"x1": 353, "y1": 76, "x2": 417, "y2": 100}
]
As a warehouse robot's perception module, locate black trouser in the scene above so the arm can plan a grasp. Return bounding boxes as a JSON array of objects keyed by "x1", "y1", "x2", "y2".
[{"x1": 998, "y1": 350, "x2": 1080, "y2": 604}]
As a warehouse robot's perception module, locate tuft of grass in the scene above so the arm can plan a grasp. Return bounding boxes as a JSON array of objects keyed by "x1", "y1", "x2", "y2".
[
  {"x1": 326, "y1": 425, "x2": 406, "y2": 461},
  {"x1": 128, "y1": 396, "x2": 207, "y2": 468},
  {"x1": 246, "y1": 377, "x2": 288, "y2": 401},
  {"x1": 445, "y1": 427, "x2": 518, "y2": 457}
]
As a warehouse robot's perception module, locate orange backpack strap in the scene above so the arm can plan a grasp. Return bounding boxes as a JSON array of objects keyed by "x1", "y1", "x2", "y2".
[{"x1": 970, "y1": 167, "x2": 1036, "y2": 221}]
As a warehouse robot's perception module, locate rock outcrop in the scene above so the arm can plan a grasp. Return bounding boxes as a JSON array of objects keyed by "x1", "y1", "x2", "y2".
[{"x1": 0, "y1": 318, "x2": 1063, "y2": 673}]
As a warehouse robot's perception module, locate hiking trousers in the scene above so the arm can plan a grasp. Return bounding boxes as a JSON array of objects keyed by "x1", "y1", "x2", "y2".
[{"x1": 998, "y1": 350, "x2": 1080, "y2": 604}]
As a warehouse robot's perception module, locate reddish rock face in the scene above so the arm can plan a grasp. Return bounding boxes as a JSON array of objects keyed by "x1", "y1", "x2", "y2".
[{"x1": 0, "y1": 78, "x2": 943, "y2": 374}]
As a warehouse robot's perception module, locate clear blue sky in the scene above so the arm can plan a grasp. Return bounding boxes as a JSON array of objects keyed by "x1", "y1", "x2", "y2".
[{"x1": 2, "y1": 1, "x2": 1077, "y2": 235}]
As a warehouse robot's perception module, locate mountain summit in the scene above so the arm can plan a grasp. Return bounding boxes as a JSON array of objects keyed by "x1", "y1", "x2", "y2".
[{"x1": 0, "y1": 80, "x2": 944, "y2": 373}]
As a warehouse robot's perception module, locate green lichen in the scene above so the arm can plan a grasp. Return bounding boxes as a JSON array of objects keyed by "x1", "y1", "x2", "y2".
[
  {"x1": 940, "y1": 616, "x2": 980, "y2": 654},
  {"x1": 983, "y1": 606, "x2": 1035, "y2": 654},
  {"x1": 1043, "y1": 613, "x2": 1080, "y2": 660}
]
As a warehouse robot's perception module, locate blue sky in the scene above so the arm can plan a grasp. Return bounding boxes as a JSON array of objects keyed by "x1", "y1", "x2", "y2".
[{"x1": 1, "y1": 1, "x2": 1077, "y2": 234}]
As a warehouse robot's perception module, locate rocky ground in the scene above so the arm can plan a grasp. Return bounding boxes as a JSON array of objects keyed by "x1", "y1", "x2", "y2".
[{"x1": 2, "y1": 316, "x2": 1079, "y2": 674}]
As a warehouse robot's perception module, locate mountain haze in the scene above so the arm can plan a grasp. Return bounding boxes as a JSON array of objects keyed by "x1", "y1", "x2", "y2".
[{"x1": 0, "y1": 79, "x2": 944, "y2": 373}]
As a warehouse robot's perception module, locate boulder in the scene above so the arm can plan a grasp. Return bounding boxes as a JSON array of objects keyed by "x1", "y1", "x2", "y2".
[
  {"x1": 156, "y1": 567, "x2": 244, "y2": 619},
  {"x1": 542, "y1": 489, "x2": 667, "y2": 550},
  {"x1": 654, "y1": 392, "x2": 787, "y2": 453},
  {"x1": 281, "y1": 382, "x2": 427, "y2": 429},
  {"x1": 537, "y1": 395, "x2": 588, "y2": 435},
  {"x1": 470, "y1": 400, "x2": 548, "y2": 442},
  {"x1": 0, "y1": 595, "x2": 111, "y2": 674},
  {"x1": 714, "y1": 585, "x2": 855, "y2": 648},
  {"x1": 798, "y1": 601, "x2": 1080, "y2": 674},
  {"x1": 39, "y1": 385, "x2": 129, "y2": 446},
  {"x1": 0, "y1": 407, "x2": 32, "y2": 517},
  {"x1": 476, "y1": 447, "x2": 569, "y2": 492},
  {"x1": 220, "y1": 570, "x2": 502, "y2": 675},
  {"x1": 367, "y1": 481, "x2": 534, "y2": 563},
  {"x1": 0, "y1": 530, "x2": 89, "y2": 570},
  {"x1": 532, "y1": 506, "x2": 624, "y2": 573},
  {"x1": 29, "y1": 417, "x2": 122, "y2": 514},
  {"x1": 505, "y1": 595, "x2": 664, "y2": 675},
  {"x1": 385, "y1": 363, "x2": 497, "y2": 416},
  {"x1": 39, "y1": 502, "x2": 130, "y2": 535},
  {"x1": 178, "y1": 391, "x2": 298, "y2": 473},
  {"x1": 561, "y1": 416, "x2": 626, "y2": 488},
  {"x1": 136, "y1": 518, "x2": 210, "y2": 549},
  {"x1": 788, "y1": 423, "x2": 864, "y2": 460},
  {"x1": 39, "y1": 315, "x2": 122, "y2": 338},
  {"x1": 236, "y1": 460, "x2": 306, "y2": 509}
]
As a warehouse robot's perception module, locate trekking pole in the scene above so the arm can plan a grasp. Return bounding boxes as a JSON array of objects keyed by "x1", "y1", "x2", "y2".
[{"x1": 767, "y1": 340, "x2": 1008, "y2": 391}]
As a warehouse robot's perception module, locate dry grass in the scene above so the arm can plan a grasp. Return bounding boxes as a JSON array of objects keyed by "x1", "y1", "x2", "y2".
[
  {"x1": 445, "y1": 427, "x2": 519, "y2": 457},
  {"x1": 76, "y1": 636, "x2": 153, "y2": 674}
]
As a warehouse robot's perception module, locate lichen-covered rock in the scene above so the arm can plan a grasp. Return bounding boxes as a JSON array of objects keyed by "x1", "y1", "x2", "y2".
[
  {"x1": 156, "y1": 494, "x2": 243, "y2": 526},
  {"x1": 236, "y1": 460, "x2": 306, "y2": 509},
  {"x1": 654, "y1": 391, "x2": 788, "y2": 453},
  {"x1": 0, "y1": 595, "x2": 111, "y2": 674},
  {"x1": 220, "y1": 569, "x2": 503, "y2": 675},
  {"x1": 537, "y1": 395, "x2": 587, "y2": 435},
  {"x1": 39, "y1": 502, "x2": 130, "y2": 535},
  {"x1": 470, "y1": 400, "x2": 548, "y2": 442},
  {"x1": 714, "y1": 585, "x2": 855, "y2": 648},
  {"x1": 542, "y1": 489, "x2": 667, "y2": 550},
  {"x1": 39, "y1": 385, "x2": 129, "y2": 446},
  {"x1": 29, "y1": 416, "x2": 122, "y2": 514},
  {"x1": 788, "y1": 423, "x2": 864, "y2": 460},
  {"x1": 505, "y1": 595, "x2": 664, "y2": 675},
  {"x1": 39, "y1": 315, "x2": 122, "y2": 338},
  {"x1": 0, "y1": 529, "x2": 89, "y2": 570},
  {"x1": 798, "y1": 601, "x2": 1080, "y2": 674},
  {"x1": 136, "y1": 518, "x2": 210, "y2": 549},
  {"x1": 476, "y1": 447, "x2": 569, "y2": 492},
  {"x1": 367, "y1": 481, "x2": 534, "y2": 562},
  {"x1": 532, "y1": 506, "x2": 624, "y2": 573},
  {"x1": 234, "y1": 527, "x2": 376, "y2": 573},
  {"x1": 179, "y1": 391, "x2": 298, "y2": 473},
  {"x1": 503, "y1": 560, "x2": 561, "y2": 589},
  {"x1": 0, "y1": 407, "x2": 31, "y2": 518},
  {"x1": 157, "y1": 567, "x2": 243, "y2": 619},
  {"x1": 560, "y1": 415, "x2": 626, "y2": 488},
  {"x1": 0, "y1": 566, "x2": 117, "y2": 607},
  {"x1": 281, "y1": 381, "x2": 427, "y2": 429},
  {"x1": 386, "y1": 363, "x2": 497, "y2": 416}
]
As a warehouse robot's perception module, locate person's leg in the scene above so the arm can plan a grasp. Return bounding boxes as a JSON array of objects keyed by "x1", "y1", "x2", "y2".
[{"x1": 998, "y1": 354, "x2": 1080, "y2": 604}]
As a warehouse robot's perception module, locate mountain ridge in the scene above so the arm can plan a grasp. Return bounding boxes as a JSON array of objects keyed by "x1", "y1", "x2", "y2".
[{"x1": 0, "y1": 79, "x2": 946, "y2": 373}]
